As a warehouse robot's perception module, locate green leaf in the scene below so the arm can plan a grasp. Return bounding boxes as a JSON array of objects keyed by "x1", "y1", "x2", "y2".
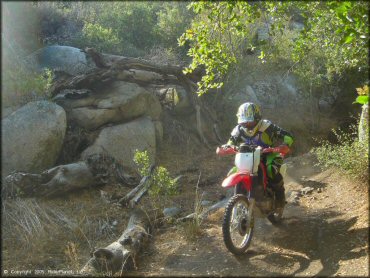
[
  {"x1": 353, "y1": 95, "x2": 369, "y2": 105},
  {"x1": 258, "y1": 50, "x2": 265, "y2": 60},
  {"x1": 343, "y1": 34, "x2": 354, "y2": 44}
]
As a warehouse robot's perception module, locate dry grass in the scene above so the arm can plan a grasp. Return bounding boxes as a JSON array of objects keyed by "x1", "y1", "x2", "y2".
[
  {"x1": 180, "y1": 172, "x2": 205, "y2": 241},
  {"x1": 1, "y1": 195, "x2": 123, "y2": 271},
  {"x1": 207, "y1": 208, "x2": 225, "y2": 224},
  {"x1": 64, "y1": 242, "x2": 80, "y2": 271}
]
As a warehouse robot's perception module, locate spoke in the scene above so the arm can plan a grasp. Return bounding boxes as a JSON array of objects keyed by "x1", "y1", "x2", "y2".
[
  {"x1": 228, "y1": 199, "x2": 253, "y2": 248},
  {"x1": 230, "y1": 223, "x2": 239, "y2": 231}
]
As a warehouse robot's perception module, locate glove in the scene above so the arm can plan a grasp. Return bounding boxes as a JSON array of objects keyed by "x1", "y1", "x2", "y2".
[{"x1": 279, "y1": 144, "x2": 290, "y2": 154}]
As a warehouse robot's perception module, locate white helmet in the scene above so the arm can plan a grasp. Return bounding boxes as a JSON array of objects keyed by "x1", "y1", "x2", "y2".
[{"x1": 236, "y1": 102, "x2": 262, "y2": 136}]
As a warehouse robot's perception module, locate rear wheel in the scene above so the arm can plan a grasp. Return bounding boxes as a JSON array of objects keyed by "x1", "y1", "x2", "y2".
[{"x1": 222, "y1": 194, "x2": 254, "y2": 255}]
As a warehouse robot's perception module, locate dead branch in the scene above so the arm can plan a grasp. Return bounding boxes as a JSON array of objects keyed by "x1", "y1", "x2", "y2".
[
  {"x1": 177, "y1": 196, "x2": 231, "y2": 223},
  {"x1": 117, "y1": 165, "x2": 156, "y2": 207}
]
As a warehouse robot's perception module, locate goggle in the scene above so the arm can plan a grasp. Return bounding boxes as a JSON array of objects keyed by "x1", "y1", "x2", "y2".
[{"x1": 240, "y1": 121, "x2": 257, "y2": 128}]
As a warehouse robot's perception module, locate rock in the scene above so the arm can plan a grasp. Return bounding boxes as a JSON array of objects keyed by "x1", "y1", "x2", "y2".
[
  {"x1": 25, "y1": 45, "x2": 96, "y2": 75},
  {"x1": 153, "y1": 120, "x2": 163, "y2": 144},
  {"x1": 148, "y1": 85, "x2": 192, "y2": 115},
  {"x1": 163, "y1": 207, "x2": 182, "y2": 218},
  {"x1": 54, "y1": 81, "x2": 162, "y2": 130},
  {"x1": 81, "y1": 117, "x2": 156, "y2": 172},
  {"x1": 287, "y1": 190, "x2": 301, "y2": 205},
  {"x1": 2, "y1": 101, "x2": 67, "y2": 176},
  {"x1": 232, "y1": 85, "x2": 261, "y2": 105},
  {"x1": 301, "y1": 176, "x2": 308, "y2": 181},
  {"x1": 251, "y1": 80, "x2": 279, "y2": 108},
  {"x1": 170, "y1": 86, "x2": 192, "y2": 115},
  {"x1": 301, "y1": 186, "x2": 314, "y2": 195},
  {"x1": 2, "y1": 106, "x2": 22, "y2": 119}
]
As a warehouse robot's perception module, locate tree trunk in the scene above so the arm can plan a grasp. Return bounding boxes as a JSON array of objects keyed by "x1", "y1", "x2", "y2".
[
  {"x1": 80, "y1": 208, "x2": 151, "y2": 275},
  {"x1": 358, "y1": 103, "x2": 368, "y2": 143}
]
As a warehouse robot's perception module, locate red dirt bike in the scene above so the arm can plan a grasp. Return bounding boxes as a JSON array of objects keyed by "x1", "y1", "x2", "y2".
[{"x1": 216, "y1": 143, "x2": 290, "y2": 255}]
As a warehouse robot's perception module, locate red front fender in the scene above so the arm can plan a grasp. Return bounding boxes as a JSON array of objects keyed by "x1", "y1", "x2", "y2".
[{"x1": 221, "y1": 172, "x2": 252, "y2": 191}]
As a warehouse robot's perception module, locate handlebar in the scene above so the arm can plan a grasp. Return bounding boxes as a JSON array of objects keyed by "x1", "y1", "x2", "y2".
[
  {"x1": 216, "y1": 145, "x2": 290, "y2": 157},
  {"x1": 216, "y1": 146, "x2": 238, "y2": 155}
]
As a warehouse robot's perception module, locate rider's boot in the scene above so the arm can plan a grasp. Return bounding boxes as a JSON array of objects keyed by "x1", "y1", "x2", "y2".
[
  {"x1": 274, "y1": 182, "x2": 286, "y2": 212},
  {"x1": 269, "y1": 177, "x2": 286, "y2": 211}
]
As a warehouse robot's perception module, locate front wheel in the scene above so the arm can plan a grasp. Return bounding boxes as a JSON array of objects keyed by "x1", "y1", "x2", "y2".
[{"x1": 222, "y1": 194, "x2": 254, "y2": 255}]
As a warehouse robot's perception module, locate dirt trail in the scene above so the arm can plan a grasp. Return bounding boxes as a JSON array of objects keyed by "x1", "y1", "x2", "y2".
[{"x1": 128, "y1": 153, "x2": 369, "y2": 277}]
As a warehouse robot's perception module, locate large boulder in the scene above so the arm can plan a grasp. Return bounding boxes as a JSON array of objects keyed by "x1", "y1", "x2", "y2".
[
  {"x1": 26, "y1": 45, "x2": 96, "y2": 75},
  {"x1": 54, "y1": 81, "x2": 162, "y2": 130},
  {"x1": 231, "y1": 74, "x2": 302, "y2": 110},
  {"x1": 81, "y1": 117, "x2": 157, "y2": 172},
  {"x1": 2, "y1": 101, "x2": 67, "y2": 176}
]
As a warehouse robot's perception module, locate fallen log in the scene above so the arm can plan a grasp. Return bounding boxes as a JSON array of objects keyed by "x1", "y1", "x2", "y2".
[
  {"x1": 50, "y1": 52, "x2": 185, "y2": 97},
  {"x1": 2, "y1": 154, "x2": 134, "y2": 199},
  {"x1": 80, "y1": 208, "x2": 151, "y2": 275},
  {"x1": 3, "y1": 162, "x2": 95, "y2": 198}
]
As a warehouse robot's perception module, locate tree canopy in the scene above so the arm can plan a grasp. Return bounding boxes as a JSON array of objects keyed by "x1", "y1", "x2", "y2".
[{"x1": 179, "y1": 1, "x2": 369, "y2": 95}]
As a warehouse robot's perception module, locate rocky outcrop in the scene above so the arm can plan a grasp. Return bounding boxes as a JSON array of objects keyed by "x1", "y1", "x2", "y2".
[
  {"x1": 226, "y1": 71, "x2": 337, "y2": 153},
  {"x1": 54, "y1": 81, "x2": 162, "y2": 130},
  {"x1": 2, "y1": 101, "x2": 67, "y2": 176},
  {"x1": 81, "y1": 117, "x2": 157, "y2": 172}
]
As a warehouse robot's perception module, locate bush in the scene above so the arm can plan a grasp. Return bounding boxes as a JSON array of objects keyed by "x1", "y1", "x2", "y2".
[
  {"x1": 133, "y1": 150, "x2": 178, "y2": 199},
  {"x1": 81, "y1": 22, "x2": 122, "y2": 54},
  {"x1": 34, "y1": 2, "x2": 193, "y2": 58},
  {"x1": 311, "y1": 123, "x2": 369, "y2": 182},
  {"x1": 2, "y1": 65, "x2": 54, "y2": 108}
]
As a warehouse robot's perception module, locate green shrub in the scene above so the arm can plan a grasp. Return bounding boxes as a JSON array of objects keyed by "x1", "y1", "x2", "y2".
[
  {"x1": 311, "y1": 123, "x2": 369, "y2": 182},
  {"x1": 81, "y1": 22, "x2": 122, "y2": 54},
  {"x1": 2, "y1": 65, "x2": 54, "y2": 108},
  {"x1": 133, "y1": 150, "x2": 178, "y2": 199}
]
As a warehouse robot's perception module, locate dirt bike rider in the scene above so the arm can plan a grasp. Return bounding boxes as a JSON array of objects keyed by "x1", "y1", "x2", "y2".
[{"x1": 222, "y1": 102, "x2": 294, "y2": 212}]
